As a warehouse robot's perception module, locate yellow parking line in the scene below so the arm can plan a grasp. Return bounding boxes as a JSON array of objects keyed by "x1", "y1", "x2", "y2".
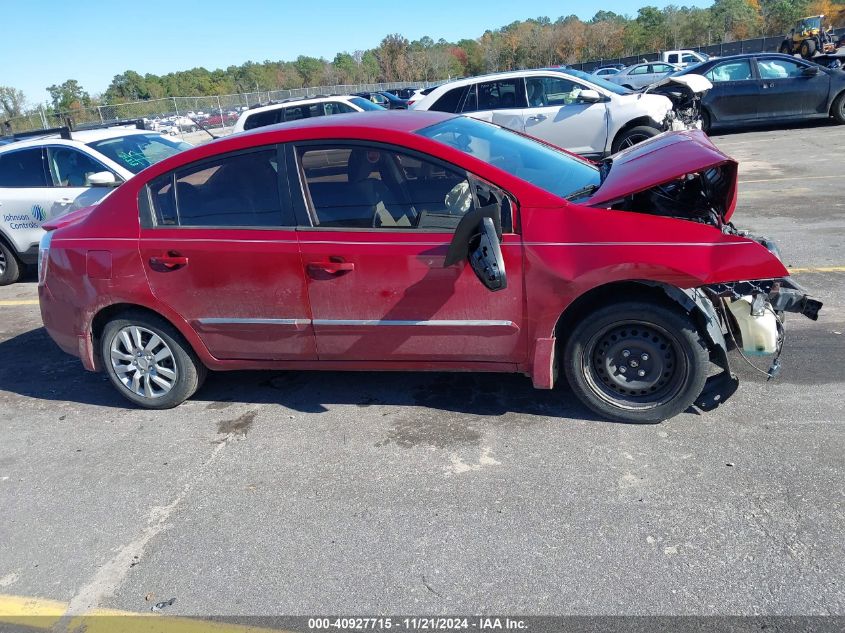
[
  {"x1": 0, "y1": 593, "x2": 293, "y2": 633},
  {"x1": 0, "y1": 300, "x2": 39, "y2": 306},
  {"x1": 788, "y1": 266, "x2": 845, "y2": 273}
]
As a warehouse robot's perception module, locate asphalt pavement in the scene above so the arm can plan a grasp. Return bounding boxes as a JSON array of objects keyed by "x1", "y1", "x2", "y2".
[{"x1": 0, "y1": 121, "x2": 843, "y2": 622}]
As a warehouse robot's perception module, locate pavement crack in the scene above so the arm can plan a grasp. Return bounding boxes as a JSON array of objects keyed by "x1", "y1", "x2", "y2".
[
  {"x1": 58, "y1": 423, "x2": 247, "y2": 623},
  {"x1": 421, "y1": 574, "x2": 445, "y2": 599}
]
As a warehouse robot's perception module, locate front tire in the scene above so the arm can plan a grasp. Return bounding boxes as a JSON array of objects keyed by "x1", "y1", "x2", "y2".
[
  {"x1": 801, "y1": 39, "x2": 816, "y2": 58},
  {"x1": 0, "y1": 241, "x2": 22, "y2": 286},
  {"x1": 779, "y1": 41, "x2": 792, "y2": 55},
  {"x1": 563, "y1": 301, "x2": 710, "y2": 424},
  {"x1": 101, "y1": 311, "x2": 207, "y2": 409},
  {"x1": 611, "y1": 125, "x2": 660, "y2": 153}
]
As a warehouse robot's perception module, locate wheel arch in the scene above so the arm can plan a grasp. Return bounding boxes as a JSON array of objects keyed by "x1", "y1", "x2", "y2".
[
  {"x1": 551, "y1": 280, "x2": 726, "y2": 362},
  {"x1": 89, "y1": 301, "x2": 211, "y2": 371},
  {"x1": 610, "y1": 116, "x2": 661, "y2": 152}
]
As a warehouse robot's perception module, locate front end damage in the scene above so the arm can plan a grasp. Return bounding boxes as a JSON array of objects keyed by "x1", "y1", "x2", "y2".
[
  {"x1": 650, "y1": 74, "x2": 713, "y2": 131},
  {"x1": 584, "y1": 129, "x2": 823, "y2": 410}
]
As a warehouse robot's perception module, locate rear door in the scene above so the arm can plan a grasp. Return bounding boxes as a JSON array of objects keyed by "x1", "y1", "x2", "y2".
[
  {"x1": 139, "y1": 145, "x2": 316, "y2": 361},
  {"x1": 461, "y1": 78, "x2": 527, "y2": 134},
  {"x1": 290, "y1": 142, "x2": 526, "y2": 364},
  {"x1": 755, "y1": 56, "x2": 830, "y2": 117},
  {"x1": 701, "y1": 59, "x2": 759, "y2": 124},
  {"x1": 522, "y1": 75, "x2": 608, "y2": 155}
]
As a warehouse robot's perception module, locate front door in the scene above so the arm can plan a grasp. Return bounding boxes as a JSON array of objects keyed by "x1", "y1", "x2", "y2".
[
  {"x1": 291, "y1": 143, "x2": 526, "y2": 364},
  {"x1": 755, "y1": 56, "x2": 830, "y2": 117},
  {"x1": 139, "y1": 146, "x2": 316, "y2": 361},
  {"x1": 523, "y1": 75, "x2": 608, "y2": 155}
]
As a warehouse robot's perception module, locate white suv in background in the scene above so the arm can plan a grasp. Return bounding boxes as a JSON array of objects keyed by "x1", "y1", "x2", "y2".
[
  {"x1": 232, "y1": 95, "x2": 385, "y2": 133},
  {"x1": 0, "y1": 126, "x2": 190, "y2": 284},
  {"x1": 411, "y1": 69, "x2": 709, "y2": 157}
]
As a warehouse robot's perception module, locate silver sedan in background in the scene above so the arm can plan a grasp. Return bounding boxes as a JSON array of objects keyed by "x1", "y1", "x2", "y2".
[{"x1": 607, "y1": 62, "x2": 681, "y2": 89}]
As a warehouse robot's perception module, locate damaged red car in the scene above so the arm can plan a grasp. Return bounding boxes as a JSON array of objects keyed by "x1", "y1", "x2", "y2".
[{"x1": 37, "y1": 111, "x2": 822, "y2": 423}]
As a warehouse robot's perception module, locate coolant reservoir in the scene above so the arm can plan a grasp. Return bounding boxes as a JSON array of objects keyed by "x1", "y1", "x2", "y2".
[{"x1": 727, "y1": 296, "x2": 779, "y2": 355}]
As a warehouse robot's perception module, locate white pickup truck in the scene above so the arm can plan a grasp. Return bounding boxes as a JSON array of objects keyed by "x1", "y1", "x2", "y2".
[{"x1": 661, "y1": 50, "x2": 712, "y2": 67}]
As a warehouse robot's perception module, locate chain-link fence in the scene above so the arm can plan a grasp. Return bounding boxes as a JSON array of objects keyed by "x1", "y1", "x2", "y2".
[{"x1": 2, "y1": 81, "x2": 443, "y2": 139}]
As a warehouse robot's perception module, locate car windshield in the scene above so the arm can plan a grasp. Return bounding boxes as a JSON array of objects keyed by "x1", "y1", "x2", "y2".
[
  {"x1": 418, "y1": 116, "x2": 600, "y2": 202},
  {"x1": 349, "y1": 97, "x2": 385, "y2": 111},
  {"x1": 87, "y1": 133, "x2": 191, "y2": 174},
  {"x1": 554, "y1": 68, "x2": 633, "y2": 95}
]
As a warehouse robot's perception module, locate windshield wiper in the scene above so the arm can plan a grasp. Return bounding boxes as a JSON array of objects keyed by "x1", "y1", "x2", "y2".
[{"x1": 565, "y1": 183, "x2": 599, "y2": 201}]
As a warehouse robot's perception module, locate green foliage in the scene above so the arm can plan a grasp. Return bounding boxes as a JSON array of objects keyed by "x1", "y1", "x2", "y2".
[{"x1": 47, "y1": 79, "x2": 90, "y2": 111}]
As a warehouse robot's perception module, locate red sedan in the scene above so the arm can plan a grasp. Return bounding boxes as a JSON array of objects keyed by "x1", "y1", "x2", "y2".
[{"x1": 37, "y1": 111, "x2": 821, "y2": 423}]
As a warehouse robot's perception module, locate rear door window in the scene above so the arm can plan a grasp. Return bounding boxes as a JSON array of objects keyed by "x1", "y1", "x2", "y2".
[
  {"x1": 243, "y1": 109, "x2": 282, "y2": 130},
  {"x1": 629, "y1": 65, "x2": 650, "y2": 75},
  {"x1": 0, "y1": 148, "x2": 50, "y2": 187},
  {"x1": 147, "y1": 148, "x2": 286, "y2": 227},
  {"x1": 466, "y1": 79, "x2": 527, "y2": 112},
  {"x1": 704, "y1": 60, "x2": 754, "y2": 82}
]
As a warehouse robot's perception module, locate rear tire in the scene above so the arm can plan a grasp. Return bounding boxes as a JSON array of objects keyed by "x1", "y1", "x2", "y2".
[
  {"x1": 611, "y1": 125, "x2": 660, "y2": 153},
  {"x1": 831, "y1": 92, "x2": 845, "y2": 124},
  {"x1": 0, "y1": 241, "x2": 22, "y2": 286},
  {"x1": 101, "y1": 311, "x2": 207, "y2": 409},
  {"x1": 562, "y1": 301, "x2": 710, "y2": 424}
]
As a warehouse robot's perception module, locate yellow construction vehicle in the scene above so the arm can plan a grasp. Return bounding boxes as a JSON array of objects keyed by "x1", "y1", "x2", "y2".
[{"x1": 778, "y1": 15, "x2": 839, "y2": 59}]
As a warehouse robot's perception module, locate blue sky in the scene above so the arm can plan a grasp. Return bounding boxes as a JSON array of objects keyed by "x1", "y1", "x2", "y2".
[{"x1": 8, "y1": 0, "x2": 712, "y2": 105}]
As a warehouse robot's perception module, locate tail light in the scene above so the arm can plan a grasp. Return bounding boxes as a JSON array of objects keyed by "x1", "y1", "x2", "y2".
[{"x1": 38, "y1": 231, "x2": 53, "y2": 286}]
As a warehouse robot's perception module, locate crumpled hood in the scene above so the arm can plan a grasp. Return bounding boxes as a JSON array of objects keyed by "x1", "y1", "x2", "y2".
[
  {"x1": 585, "y1": 129, "x2": 738, "y2": 221},
  {"x1": 646, "y1": 73, "x2": 713, "y2": 94}
]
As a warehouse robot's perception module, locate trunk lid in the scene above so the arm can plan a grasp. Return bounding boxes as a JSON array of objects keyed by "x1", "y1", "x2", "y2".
[
  {"x1": 585, "y1": 129, "x2": 738, "y2": 222},
  {"x1": 42, "y1": 204, "x2": 98, "y2": 232}
]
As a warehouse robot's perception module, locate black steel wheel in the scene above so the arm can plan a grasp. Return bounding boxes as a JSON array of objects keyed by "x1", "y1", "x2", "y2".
[{"x1": 563, "y1": 301, "x2": 710, "y2": 423}]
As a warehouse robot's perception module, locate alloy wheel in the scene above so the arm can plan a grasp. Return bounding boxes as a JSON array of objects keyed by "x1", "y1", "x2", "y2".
[
  {"x1": 0, "y1": 249, "x2": 6, "y2": 275},
  {"x1": 620, "y1": 134, "x2": 650, "y2": 149},
  {"x1": 109, "y1": 325, "x2": 178, "y2": 399}
]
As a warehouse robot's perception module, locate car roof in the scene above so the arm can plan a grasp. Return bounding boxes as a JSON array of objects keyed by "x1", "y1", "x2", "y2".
[
  {"x1": 244, "y1": 95, "x2": 357, "y2": 115},
  {"x1": 0, "y1": 127, "x2": 156, "y2": 152},
  {"x1": 235, "y1": 109, "x2": 452, "y2": 141}
]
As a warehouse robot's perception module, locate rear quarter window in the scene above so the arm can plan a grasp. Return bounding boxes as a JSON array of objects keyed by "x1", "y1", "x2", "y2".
[{"x1": 243, "y1": 109, "x2": 282, "y2": 131}]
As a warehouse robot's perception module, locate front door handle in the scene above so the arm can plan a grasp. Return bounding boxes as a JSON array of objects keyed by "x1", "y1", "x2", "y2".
[
  {"x1": 150, "y1": 253, "x2": 188, "y2": 271},
  {"x1": 307, "y1": 260, "x2": 355, "y2": 275},
  {"x1": 526, "y1": 114, "x2": 547, "y2": 122},
  {"x1": 58, "y1": 197, "x2": 73, "y2": 205}
]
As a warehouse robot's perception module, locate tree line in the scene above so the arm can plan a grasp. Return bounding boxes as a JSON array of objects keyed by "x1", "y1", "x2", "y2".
[{"x1": 2, "y1": 0, "x2": 843, "y2": 121}]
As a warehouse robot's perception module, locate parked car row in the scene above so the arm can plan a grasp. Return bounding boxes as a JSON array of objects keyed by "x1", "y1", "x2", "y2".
[{"x1": 410, "y1": 68, "x2": 709, "y2": 156}]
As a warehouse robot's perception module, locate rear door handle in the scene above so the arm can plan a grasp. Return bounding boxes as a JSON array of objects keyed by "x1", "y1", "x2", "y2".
[
  {"x1": 307, "y1": 260, "x2": 355, "y2": 275},
  {"x1": 149, "y1": 254, "x2": 188, "y2": 270},
  {"x1": 58, "y1": 197, "x2": 73, "y2": 205}
]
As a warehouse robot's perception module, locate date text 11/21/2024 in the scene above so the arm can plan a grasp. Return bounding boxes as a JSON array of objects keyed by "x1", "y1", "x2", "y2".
[{"x1": 308, "y1": 618, "x2": 528, "y2": 630}]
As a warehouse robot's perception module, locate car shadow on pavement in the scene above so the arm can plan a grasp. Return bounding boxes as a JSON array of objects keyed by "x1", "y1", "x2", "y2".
[{"x1": 0, "y1": 326, "x2": 614, "y2": 422}]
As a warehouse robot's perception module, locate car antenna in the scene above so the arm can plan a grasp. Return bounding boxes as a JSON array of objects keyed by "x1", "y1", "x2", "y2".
[{"x1": 188, "y1": 116, "x2": 219, "y2": 140}]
